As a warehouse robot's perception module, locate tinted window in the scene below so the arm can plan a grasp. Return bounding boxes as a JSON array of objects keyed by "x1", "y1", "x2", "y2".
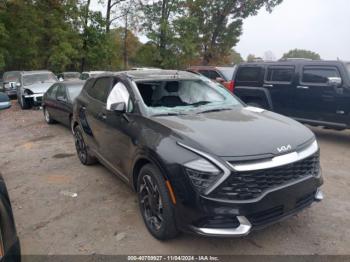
[
  {"x1": 67, "y1": 85, "x2": 83, "y2": 101},
  {"x1": 208, "y1": 70, "x2": 221, "y2": 80},
  {"x1": 56, "y1": 85, "x2": 67, "y2": 100},
  {"x1": 198, "y1": 70, "x2": 210, "y2": 78},
  {"x1": 80, "y1": 73, "x2": 90, "y2": 80},
  {"x1": 302, "y1": 67, "x2": 340, "y2": 84},
  {"x1": 266, "y1": 67, "x2": 294, "y2": 82},
  {"x1": 88, "y1": 77, "x2": 111, "y2": 103},
  {"x1": 218, "y1": 67, "x2": 235, "y2": 81},
  {"x1": 236, "y1": 67, "x2": 262, "y2": 82},
  {"x1": 47, "y1": 84, "x2": 59, "y2": 99}
]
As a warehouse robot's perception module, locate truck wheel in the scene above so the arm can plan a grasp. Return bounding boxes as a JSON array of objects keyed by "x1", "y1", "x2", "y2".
[{"x1": 137, "y1": 164, "x2": 179, "y2": 240}]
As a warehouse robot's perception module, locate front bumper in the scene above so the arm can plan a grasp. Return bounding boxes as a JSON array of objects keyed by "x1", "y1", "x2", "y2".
[
  {"x1": 175, "y1": 175, "x2": 323, "y2": 237},
  {"x1": 24, "y1": 93, "x2": 43, "y2": 105}
]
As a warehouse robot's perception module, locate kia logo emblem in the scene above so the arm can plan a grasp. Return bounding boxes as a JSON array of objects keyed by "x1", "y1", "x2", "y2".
[{"x1": 277, "y1": 145, "x2": 292, "y2": 153}]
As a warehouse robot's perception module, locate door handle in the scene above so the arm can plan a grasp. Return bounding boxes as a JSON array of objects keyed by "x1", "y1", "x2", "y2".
[
  {"x1": 297, "y1": 86, "x2": 309, "y2": 90},
  {"x1": 98, "y1": 112, "x2": 107, "y2": 120},
  {"x1": 263, "y1": 84, "x2": 274, "y2": 88}
]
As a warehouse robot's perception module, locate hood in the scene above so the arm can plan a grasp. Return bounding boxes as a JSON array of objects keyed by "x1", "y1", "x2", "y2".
[
  {"x1": 24, "y1": 82, "x2": 55, "y2": 94},
  {"x1": 152, "y1": 107, "x2": 315, "y2": 157}
]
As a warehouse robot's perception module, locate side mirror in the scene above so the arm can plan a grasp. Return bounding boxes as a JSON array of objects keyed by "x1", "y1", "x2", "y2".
[
  {"x1": 216, "y1": 77, "x2": 225, "y2": 83},
  {"x1": 110, "y1": 102, "x2": 126, "y2": 113},
  {"x1": 0, "y1": 92, "x2": 11, "y2": 110},
  {"x1": 328, "y1": 77, "x2": 342, "y2": 87}
]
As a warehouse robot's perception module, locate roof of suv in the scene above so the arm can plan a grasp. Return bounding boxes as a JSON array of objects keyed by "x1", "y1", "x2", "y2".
[{"x1": 239, "y1": 60, "x2": 348, "y2": 67}]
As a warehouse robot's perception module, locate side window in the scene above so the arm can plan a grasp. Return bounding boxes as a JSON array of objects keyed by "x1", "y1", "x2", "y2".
[
  {"x1": 198, "y1": 70, "x2": 211, "y2": 78},
  {"x1": 302, "y1": 67, "x2": 340, "y2": 84},
  {"x1": 88, "y1": 77, "x2": 112, "y2": 103},
  {"x1": 107, "y1": 80, "x2": 134, "y2": 113},
  {"x1": 236, "y1": 67, "x2": 262, "y2": 82},
  {"x1": 209, "y1": 70, "x2": 222, "y2": 80},
  {"x1": 47, "y1": 84, "x2": 59, "y2": 99},
  {"x1": 56, "y1": 85, "x2": 67, "y2": 100},
  {"x1": 266, "y1": 66, "x2": 294, "y2": 83}
]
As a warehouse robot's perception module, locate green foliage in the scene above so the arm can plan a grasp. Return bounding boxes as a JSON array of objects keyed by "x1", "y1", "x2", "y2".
[{"x1": 282, "y1": 49, "x2": 321, "y2": 60}]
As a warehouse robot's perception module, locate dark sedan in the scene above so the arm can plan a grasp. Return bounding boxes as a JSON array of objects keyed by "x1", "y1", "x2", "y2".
[{"x1": 42, "y1": 81, "x2": 84, "y2": 132}]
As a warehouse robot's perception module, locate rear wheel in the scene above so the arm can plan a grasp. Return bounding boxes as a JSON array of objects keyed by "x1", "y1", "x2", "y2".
[
  {"x1": 73, "y1": 126, "x2": 97, "y2": 165},
  {"x1": 43, "y1": 107, "x2": 55, "y2": 124},
  {"x1": 137, "y1": 164, "x2": 179, "y2": 240}
]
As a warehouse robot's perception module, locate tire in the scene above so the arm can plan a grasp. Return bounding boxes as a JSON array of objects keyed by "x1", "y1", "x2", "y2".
[
  {"x1": 19, "y1": 95, "x2": 30, "y2": 109},
  {"x1": 137, "y1": 164, "x2": 179, "y2": 240},
  {"x1": 43, "y1": 107, "x2": 55, "y2": 124},
  {"x1": 73, "y1": 125, "x2": 97, "y2": 165}
]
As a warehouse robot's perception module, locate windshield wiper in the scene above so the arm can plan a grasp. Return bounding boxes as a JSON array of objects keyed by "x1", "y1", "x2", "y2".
[
  {"x1": 152, "y1": 112, "x2": 186, "y2": 117},
  {"x1": 197, "y1": 108, "x2": 232, "y2": 114},
  {"x1": 189, "y1": 101, "x2": 211, "y2": 107}
]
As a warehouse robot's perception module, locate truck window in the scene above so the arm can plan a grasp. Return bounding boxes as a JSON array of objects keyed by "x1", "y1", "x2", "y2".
[
  {"x1": 236, "y1": 67, "x2": 262, "y2": 82},
  {"x1": 302, "y1": 67, "x2": 340, "y2": 84},
  {"x1": 266, "y1": 67, "x2": 294, "y2": 83}
]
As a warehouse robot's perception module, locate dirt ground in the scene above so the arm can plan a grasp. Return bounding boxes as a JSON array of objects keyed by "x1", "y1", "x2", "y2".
[{"x1": 0, "y1": 101, "x2": 350, "y2": 255}]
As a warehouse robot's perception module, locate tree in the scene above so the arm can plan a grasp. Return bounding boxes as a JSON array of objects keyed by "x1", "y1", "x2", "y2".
[
  {"x1": 282, "y1": 49, "x2": 321, "y2": 60},
  {"x1": 247, "y1": 54, "x2": 256, "y2": 62}
]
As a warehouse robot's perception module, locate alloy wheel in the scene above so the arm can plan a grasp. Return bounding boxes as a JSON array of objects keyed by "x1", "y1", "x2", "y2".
[
  {"x1": 74, "y1": 128, "x2": 87, "y2": 163},
  {"x1": 139, "y1": 175, "x2": 164, "y2": 231}
]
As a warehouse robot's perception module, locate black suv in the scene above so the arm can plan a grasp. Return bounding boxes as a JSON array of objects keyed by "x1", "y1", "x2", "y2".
[
  {"x1": 233, "y1": 60, "x2": 350, "y2": 130},
  {"x1": 72, "y1": 70, "x2": 323, "y2": 240}
]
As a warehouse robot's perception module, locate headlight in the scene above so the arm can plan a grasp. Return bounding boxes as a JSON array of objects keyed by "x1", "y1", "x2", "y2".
[
  {"x1": 23, "y1": 89, "x2": 33, "y2": 95},
  {"x1": 184, "y1": 158, "x2": 221, "y2": 192}
]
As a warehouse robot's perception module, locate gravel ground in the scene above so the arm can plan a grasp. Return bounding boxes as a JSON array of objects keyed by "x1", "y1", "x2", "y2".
[{"x1": 0, "y1": 101, "x2": 349, "y2": 255}]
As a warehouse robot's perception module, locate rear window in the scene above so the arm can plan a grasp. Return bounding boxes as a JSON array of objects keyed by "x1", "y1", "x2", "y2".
[
  {"x1": 266, "y1": 66, "x2": 294, "y2": 83},
  {"x1": 236, "y1": 67, "x2": 262, "y2": 82},
  {"x1": 87, "y1": 77, "x2": 111, "y2": 103},
  {"x1": 67, "y1": 85, "x2": 83, "y2": 101},
  {"x1": 218, "y1": 67, "x2": 235, "y2": 81},
  {"x1": 302, "y1": 67, "x2": 340, "y2": 84}
]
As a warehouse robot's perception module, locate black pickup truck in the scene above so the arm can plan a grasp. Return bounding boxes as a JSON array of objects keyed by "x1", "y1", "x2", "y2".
[{"x1": 233, "y1": 60, "x2": 350, "y2": 130}]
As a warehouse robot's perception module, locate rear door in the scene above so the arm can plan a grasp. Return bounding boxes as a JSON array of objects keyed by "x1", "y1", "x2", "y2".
[
  {"x1": 83, "y1": 77, "x2": 112, "y2": 153},
  {"x1": 55, "y1": 85, "x2": 71, "y2": 126},
  {"x1": 294, "y1": 65, "x2": 343, "y2": 124},
  {"x1": 264, "y1": 65, "x2": 296, "y2": 116}
]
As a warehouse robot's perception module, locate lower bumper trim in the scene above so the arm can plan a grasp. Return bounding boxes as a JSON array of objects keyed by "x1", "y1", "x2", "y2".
[{"x1": 190, "y1": 216, "x2": 251, "y2": 237}]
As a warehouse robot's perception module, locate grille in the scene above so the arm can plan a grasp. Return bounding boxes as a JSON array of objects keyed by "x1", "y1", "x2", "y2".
[{"x1": 210, "y1": 153, "x2": 320, "y2": 201}]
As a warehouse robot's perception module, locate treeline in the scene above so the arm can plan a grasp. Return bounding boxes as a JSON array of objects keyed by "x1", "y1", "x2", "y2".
[{"x1": 0, "y1": 0, "x2": 283, "y2": 73}]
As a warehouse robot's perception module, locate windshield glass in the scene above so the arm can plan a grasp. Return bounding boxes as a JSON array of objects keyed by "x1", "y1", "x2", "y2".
[
  {"x1": 218, "y1": 67, "x2": 235, "y2": 81},
  {"x1": 23, "y1": 73, "x2": 57, "y2": 86},
  {"x1": 64, "y1": 72, "x2": 81, "y2": 79},
  {"x1": 135, "y1": 77, "x2": 242, "y2": 116},
  {"x1": 67, "y1": 85, "x2": 83, "y2": 101},
  {"x1": 3, "y1": 72, "x2": 19, "y2": 82}
]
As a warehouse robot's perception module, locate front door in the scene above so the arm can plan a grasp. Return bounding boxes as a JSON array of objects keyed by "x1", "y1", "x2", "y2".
[{"x1": 294, "y1": 66, "x2": 343, "y2": 124}]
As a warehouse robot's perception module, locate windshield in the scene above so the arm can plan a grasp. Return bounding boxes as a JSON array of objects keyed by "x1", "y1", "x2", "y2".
[
  {"x1": 23, "y1": 73, "x2": 57, "y2": 86},
  {"x1": 67, "y1": 85, "x2": 83, "y2": 101},
  {"x1": 218, "y1": 67, "x2": 235, "y2": 81},
  {"x1": 3, "y1": 72, "x2": 19, "y2": 82},
  {"x1": 135, "y1": 77, "x2": 242, "y2": 116},
  {"x1": 64, "y1": 72, "x2": 81, "y2": 79}
]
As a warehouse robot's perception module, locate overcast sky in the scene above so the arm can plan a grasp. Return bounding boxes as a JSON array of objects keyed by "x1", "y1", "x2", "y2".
[{"x1": 91, "y1": 0, "x2": 350, "y2": 61}]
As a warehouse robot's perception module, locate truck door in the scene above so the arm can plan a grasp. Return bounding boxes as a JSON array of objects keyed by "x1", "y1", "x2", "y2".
[
  {"x1": 263, "y1": 65, "x2": 296, "y2": 116},
  {"x1": 294, "y1": 65, "x2": 344, "y2": 125}
]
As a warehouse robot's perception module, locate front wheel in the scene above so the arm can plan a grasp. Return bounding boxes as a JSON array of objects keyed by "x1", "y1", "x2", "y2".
[
  {"x1": 137, "y1": 164, "x2": 179, "y2": 240},
  {"x1": 19, "y1": 95, "x2": 30, "y2": 109}
]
